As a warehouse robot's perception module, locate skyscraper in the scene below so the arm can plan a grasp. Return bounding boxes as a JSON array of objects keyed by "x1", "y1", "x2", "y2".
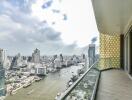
[
  {"x1": 0, "y1": 49, "x2": 6, "y2": 96},
  {"x1": 88, "y1": 44, "x2": 95, "y2": 67},
  {"x1": 60, "y1": 54, "x2": 63, "y2": 62},
  {"x1": 32, "y1": 48, "x2": 40, "y2": 63},
  {"x1": 10, "y1": 53, "x2": 22, "y2": 70}
]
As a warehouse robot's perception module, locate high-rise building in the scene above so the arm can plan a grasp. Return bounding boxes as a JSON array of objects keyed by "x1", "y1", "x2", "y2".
[
  {"x1": 32, "y1": 48, "x2": 40, "y2": 63},
  {"x1": 10, "y1": 53, "x2": 22, "y2": 70},
  {"x1": 54, "y1": 57, "x2": 61, "y2": 68},
  {"x1": 88, "y1": 44, "x2": 95, "y2": 67},
  {"x1": 0, "y1": 49, "x2": 6, "y2": 96},
  {"x1": 60, "y1": 54, "x2": 63, "y2": 62}
]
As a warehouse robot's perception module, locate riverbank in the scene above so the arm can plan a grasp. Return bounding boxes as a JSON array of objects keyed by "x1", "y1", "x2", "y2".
[
  {"x1": 5, "y1": 65, "x2": 82, "y2": 100},
  {"x1": 6, "y1": 76, "x2": 35, "y2": 95}
]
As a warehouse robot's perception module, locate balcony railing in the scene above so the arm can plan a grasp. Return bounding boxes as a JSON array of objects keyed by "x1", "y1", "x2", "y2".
[{"x1": 58, "y1": 61, "x2": 100, "y2": 100}]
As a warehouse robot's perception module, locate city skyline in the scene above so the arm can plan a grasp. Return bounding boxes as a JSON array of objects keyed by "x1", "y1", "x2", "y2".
[
  {"x1": 0, "y1": 0, "x2": 132, "y2": 100},
  {"x1": 0, "y1": 0, "x2": 99, "y2": 55}
]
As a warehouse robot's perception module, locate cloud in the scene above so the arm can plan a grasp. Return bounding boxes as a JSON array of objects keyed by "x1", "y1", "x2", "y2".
[
  {"x1": 63, "y1": 14, "x2": 67, "y2": 20},
  {"x1": 6, "y1": 0, "x2": 36, "y2": 13},
  {"x1": 42, "y1": 0, "x2": 53, "y2": 9},
  {"x1": 0, "y1": 0, "x2": 88, "y2": 55},
  {"x1": 52, "y1": 9, "x2": 60, "y2": 13}
]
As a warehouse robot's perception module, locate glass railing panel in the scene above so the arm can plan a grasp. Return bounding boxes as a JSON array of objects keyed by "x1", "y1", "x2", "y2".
[{"x1": 59, "y1": 61, "x2": 100, "y2": 100}]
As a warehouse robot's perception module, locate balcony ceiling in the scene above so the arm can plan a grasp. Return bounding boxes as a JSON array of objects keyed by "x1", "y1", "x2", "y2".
[{"x1": 92, "y1": 0, "x2": 132, "y2": 35}]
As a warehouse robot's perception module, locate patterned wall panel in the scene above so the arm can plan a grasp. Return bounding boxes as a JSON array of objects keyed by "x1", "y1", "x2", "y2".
[{"x1": 99, "y1": 33, "x2": 120, "y2": 70}]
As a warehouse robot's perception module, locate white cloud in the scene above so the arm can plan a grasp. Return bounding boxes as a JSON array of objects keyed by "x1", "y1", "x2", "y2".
[
  {"x1": 31, "y1": 0, "x2": 99, "y2": 47},
  {"x1": 0, "y1": 0, "x2": 99, "y2": 55}
]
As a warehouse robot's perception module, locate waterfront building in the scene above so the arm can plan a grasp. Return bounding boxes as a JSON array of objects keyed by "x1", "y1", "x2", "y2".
[
  {"x1": 88, "y1": 44, "x2": 95, "y2": 67},
  {"x1": 27, "y1": 56, "x2": 32, "y2": 62},
  {"x1": 30, "y1": 67, "x2": 36, "y2": 75},
  {"x1": 65, "y1": 60, "x2": 73, "y2": 67},
  {"x1": 59, "y1": 54, "x2": 66, "y2": 67},
  {"x1": 10, "y1": 53, "x2": 22, "y2": 70},
  {"x1": 81, "y1": 54, "x2": 88, "y2": 70},
  {"x1": 82, "y1": 54, "x2": 85, "y2": 59},
  {"x1": 16, "y1": 53, "x2": 22, "y2": 66},
  {"x1": 0, "y1": 49, "x2": 6, "y2": 96},
  {"x1": 35, "y1": 64, "x2": 47, "y2": 76},
  {"x1": 10, "y1": 56, "x2": 18, "y2": 70},
  {"x1": 32, "y1": 48, "x2": 40, "y2": 63},
  {"x1": 54, "y1": 57, "x2": 61, "y2": 68},
  {"x1": 72, "y1": 55, "x2": 79, "y2": 66},
  {"x1": 60, "y1": 54, "x2": 63, "y2": 62}
]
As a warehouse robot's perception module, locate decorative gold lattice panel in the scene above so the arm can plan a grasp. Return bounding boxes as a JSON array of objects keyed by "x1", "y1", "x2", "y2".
[{"x1": 99, "y1": 33, "x2": 120, "y2": 70}]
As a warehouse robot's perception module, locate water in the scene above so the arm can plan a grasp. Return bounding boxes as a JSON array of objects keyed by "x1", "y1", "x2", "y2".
[{"x1": 5, "y1": 66, "x2": 82, "y2": 100}]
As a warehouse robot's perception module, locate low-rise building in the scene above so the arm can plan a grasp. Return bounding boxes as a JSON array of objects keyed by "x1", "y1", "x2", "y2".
[{"x1": 30, "y1": 64, "x2": 47, "y2": 76}]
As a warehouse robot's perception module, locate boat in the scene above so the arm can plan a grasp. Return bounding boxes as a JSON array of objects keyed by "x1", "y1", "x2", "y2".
[
  {"x1": 35, "y1": 77, "x2": 42, "y2": 82},
  {"x1": 27, "y1": 89, "x2": 34, "y2": 95},
  {"x1": 23, "y1": 82, "x2": 32, "y2": 88},
  {"x1": 66, "y1": 75, "x2": 78, "y2": 88},
  {"x1": 67, "y1": 80, "x2": 73, "y2": 87},
  {"x1": 51, "y1": 68, "x2": 60, "y2": 73},
  {"x1": 54, "y1": 93, "x2": 61, "y2": 100},
  {"x1": 71, "y1": 75, "x2": 78, "y2": 82},
  {"x1": 54, "y1": 96, "x2": 58, "y2": 100}
]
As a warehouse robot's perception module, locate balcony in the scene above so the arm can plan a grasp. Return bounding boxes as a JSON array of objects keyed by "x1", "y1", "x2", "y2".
[
  {"x1": 96, "y1": 69, "x2": 132, "y2": 100},
  {"x1": 58, "y1": 60, "x2": 132, "y2": 100}
]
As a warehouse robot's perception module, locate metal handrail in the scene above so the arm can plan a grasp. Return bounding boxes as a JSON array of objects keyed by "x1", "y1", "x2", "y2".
[
  {"x1": 58, "y1": 61, "x2": 99, "y2": 100},
  {"x1": 90, "y1": 71, "x2": 100, "y2": 100}
]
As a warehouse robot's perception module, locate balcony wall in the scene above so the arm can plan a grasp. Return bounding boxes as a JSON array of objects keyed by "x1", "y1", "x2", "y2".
[{"x1": 99, "y1": 33, "x2": 120, "y2": 70}]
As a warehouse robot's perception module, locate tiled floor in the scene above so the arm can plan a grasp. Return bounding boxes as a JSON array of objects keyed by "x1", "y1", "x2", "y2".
[{"x1": 96, "y1": 69, "x2": 132, "y2": 100}]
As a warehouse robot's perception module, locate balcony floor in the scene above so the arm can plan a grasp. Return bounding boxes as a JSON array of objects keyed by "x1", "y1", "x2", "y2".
[{"x1": 96, "y1": 69, "x2": 132, "y2": 100}]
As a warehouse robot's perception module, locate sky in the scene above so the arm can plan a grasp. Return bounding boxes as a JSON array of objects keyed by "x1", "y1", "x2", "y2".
[{"x1": 0, "y1": 0, "x2": 99, "y2": 56}]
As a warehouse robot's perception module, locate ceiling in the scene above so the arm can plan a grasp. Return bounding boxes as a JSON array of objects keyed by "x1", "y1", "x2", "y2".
[{"x1": 92, "y1": 0, "x2": 132, "y2": 35}]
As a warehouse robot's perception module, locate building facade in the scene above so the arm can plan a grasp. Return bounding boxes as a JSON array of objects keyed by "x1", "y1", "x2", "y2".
[
  {"x1": 88, "y1": 44, "x2": 96, "y2": 67},
  {"x1": 0, "y1": 49, "x2": 6, "y2": 96},
  {"x1": 10, "y1": 53, "x2": 22, "y2": 70},
  {"x1": 32, "y1": 48, "x2": 40, "y2": 63}
]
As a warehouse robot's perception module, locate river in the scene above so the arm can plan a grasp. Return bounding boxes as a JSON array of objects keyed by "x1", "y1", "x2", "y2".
[{"x1": 5, "y1": 65, "x2": 82, "y2": 100}]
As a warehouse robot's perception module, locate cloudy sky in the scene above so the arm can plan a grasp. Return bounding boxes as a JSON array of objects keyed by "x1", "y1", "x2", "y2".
[{"x1": 0, "y1": 0, "x2": 99, "y2": 56}]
